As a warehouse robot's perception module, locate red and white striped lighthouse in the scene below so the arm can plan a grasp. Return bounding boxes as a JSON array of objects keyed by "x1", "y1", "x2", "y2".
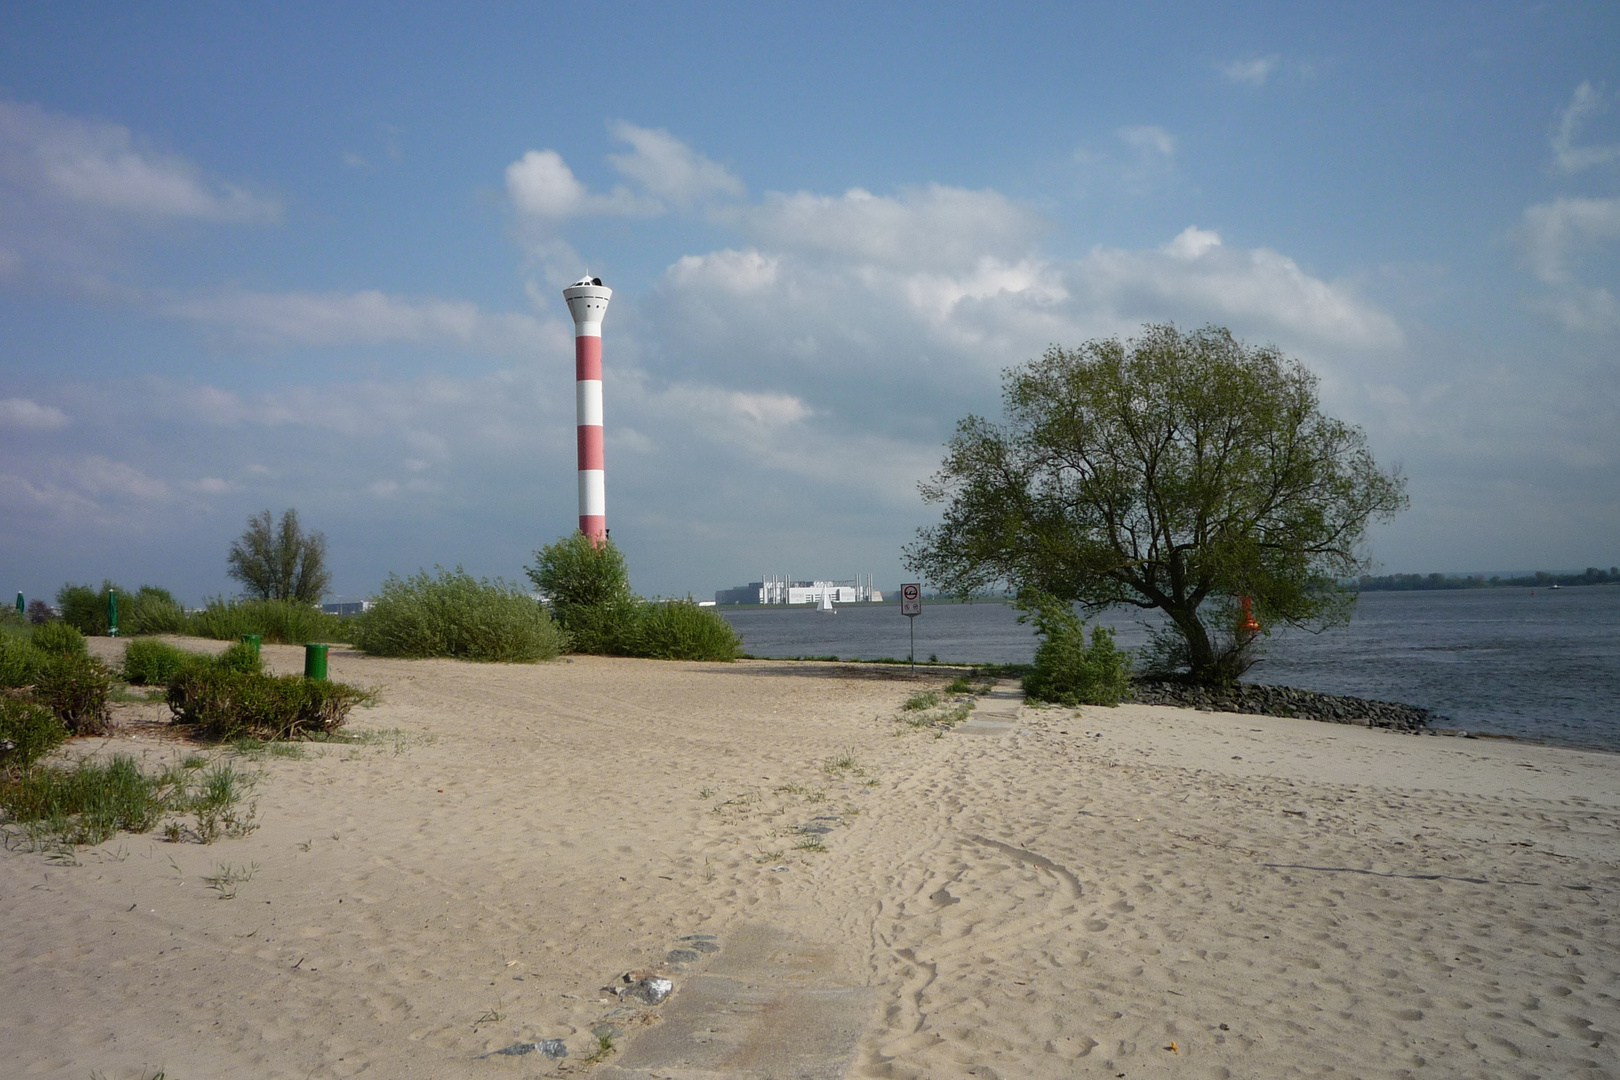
[{"x1": 562, "y1": 274, "x2": 612, "y2": 544}]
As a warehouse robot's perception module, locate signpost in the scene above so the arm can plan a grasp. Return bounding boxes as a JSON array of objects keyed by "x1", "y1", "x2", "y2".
[{"x1": 901, "y1": 583, "x2": 922, "y2": 668}]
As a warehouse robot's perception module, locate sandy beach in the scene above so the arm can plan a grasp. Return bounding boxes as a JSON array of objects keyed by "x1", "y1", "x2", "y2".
[{"x1": 2, "y1": 639, "x2": 1616, "y2": 1080}]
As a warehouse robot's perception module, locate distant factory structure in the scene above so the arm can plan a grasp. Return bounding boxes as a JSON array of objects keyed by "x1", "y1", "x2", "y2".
[{"x1": 715, "y1": 574, "x2": 883, "y2": 606}]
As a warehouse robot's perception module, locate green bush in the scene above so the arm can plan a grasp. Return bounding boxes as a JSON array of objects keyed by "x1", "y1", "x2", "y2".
[
  {"x1": 357, "y1": 567, "x2": 566, "y2": 662},
  {"x1": 188, "y1": 597, "x2": 350, "y2": 645},
  {"x1": 556, "y1": 597, "x2": 644, "y2": 655},
  {"x1": 30, "y1": 620, "x2": 86, "y2": 655},
  {"x1": 167, "y1": 666, "x2": 368, "y2": 741},
  {"x1": 55, "y1": 581, "x2": 186, "y2": 636},
  {"x1": 1018, "y1": 592, "x2": 1132, "y2": 707},
  {"x1": 628, "y1": 599, "x2": 743, "y2": 661},
  {"x1": 34, "y1": 653, "x2": 114, "y2": 735},
  {"x1": 525, "y1": 535, "x2": 739, "y2": 661},
  {"x1": 0, "y1": 633, "x2": 47, "y2": 689},
  {"x1": 57, "y1": 582, "x2": 108, "y2": 635},
  {"x1": 0, "y1": 696, "x2": 68, "y2": 770},
  {"x1": 122, "y1": 639, "x2": 198, "y2": 685},
  {"x1": 527, "y1": 532, "x2": 634, "y2": 609},
  {"x1": 214, "y1": 640, "x2": 266, "y2": 674},
  {"x1": 525, "y1": 533, "x2": 639, "y2": 653}
]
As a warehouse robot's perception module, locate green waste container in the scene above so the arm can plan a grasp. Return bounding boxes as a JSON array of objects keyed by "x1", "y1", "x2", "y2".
[
  {"x1": 304, "y1": 643, "x2": 329, "y2": 681},
  {"x1": 107, "y1": 590, "x2": 118, "y2": 637},
  {"x1": 241, "y1": 633, "x2": 261, "y2": 656}
]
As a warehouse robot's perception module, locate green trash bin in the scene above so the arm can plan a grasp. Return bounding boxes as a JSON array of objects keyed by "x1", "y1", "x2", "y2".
[
  {"x1": 107, "y1": 589, "x2": 119, "y2": 637},
  {"x1": 241, "y1": 633, "x2": 261, "y2": 656},
  {"x1": 304, "y1": 643, "x2": 329, "y2": 681}
]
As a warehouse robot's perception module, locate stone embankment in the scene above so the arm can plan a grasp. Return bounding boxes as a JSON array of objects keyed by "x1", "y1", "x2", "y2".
[{"x1": 1128, "y1": 679, "x2": 1436, "y2": 733}]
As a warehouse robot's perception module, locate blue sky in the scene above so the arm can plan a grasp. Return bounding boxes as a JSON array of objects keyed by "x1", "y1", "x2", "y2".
[{"x1": 2, "y1": 2, "x2": 1617, "y2": 603}]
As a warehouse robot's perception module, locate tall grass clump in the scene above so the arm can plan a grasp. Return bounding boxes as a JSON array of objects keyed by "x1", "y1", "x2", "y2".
[
  {"x1": 1017, "y1": 591, "x2": 1133, "y2": 707},
  {"x1": 356, "y1": 567, "x2": 565, "y2": 661},
  {"x1": 0, "y1": 755, "x2": 167, "y2": 844},
  {"x1": 122, "y1": 639, "x2": 199, "y2": 685},
  {"x1": 188, "y1": 597, "x2": 350, "y2": 645},
  {"x1": 125, "y1": 586, "x2": 188, "y2": 634},
  {"x1": 0, "y1": 754, "x2": 258, "y2": 847},
  {"x1": 526, "y1": 533, "x2": 741, "y2": 661},
  {"x1": 30, "y1": 620, "x2": 86, "y2": 655}
]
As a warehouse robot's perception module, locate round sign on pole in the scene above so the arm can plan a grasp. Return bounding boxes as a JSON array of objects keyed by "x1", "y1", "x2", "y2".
[{"x1": 901, "y1": 583, "x2": 922, "y2": 617}]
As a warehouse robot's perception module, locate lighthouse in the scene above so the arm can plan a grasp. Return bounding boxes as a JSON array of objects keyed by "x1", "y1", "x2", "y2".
[{"x1": 562, "y1": 274, "x2": 612, "y2": 544}]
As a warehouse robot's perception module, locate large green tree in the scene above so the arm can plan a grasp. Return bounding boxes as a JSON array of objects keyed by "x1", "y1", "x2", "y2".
[
  {"x1": 226, "y1": 509, "x2": 331, "y2": 603},
  {"x1": 906, "y1": 324, "x2": 1408, "y2": 685}
]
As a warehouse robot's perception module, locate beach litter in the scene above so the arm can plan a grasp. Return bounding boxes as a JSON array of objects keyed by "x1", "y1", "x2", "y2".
[
  {"x1": 605, "y1": 971, "x2": 674, "y2": 1005},
  {"x1": 478, "y1": 1038, "x2": 567, "y2": 1059}
]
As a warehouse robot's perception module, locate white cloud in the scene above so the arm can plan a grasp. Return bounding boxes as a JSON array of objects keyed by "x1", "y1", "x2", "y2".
[
  {"x1": 903, "y1": 257, "x2": 1069, "y2": 324},
  {"x1": 1517, "y1": 196, "x2": 1620, "y2": 333},
  {"x1": 1219, "y1": 57, "x2": 1279, "y2": 87},
  {"x1": 727, "y1": 390, "x2": 811, "y2": 429},
  {"x1": 0, "y1": 101, "x2": 277, "y2": 222},
  {"x1": 1073, "y1": 126, "x2": 1180, "y2": 196},
  {"x1": 1519, "y1": 196, "x2": 1620, "y2": 284},
  {"x1": 0, "y1": 397, "x2": 69, "y2": 431},
  {"x1": 1076, "y1": 227, "x2": 1404, "y2": 348},
  {"x1": 737, "y1": 184, "x2": 1044, "y2": 269},
  {"x1": 1533, "y1": 286, "x2": 1620, "y2": 334},
  {"x1": 1118, "y1": 125, "x2": 1175, "y2": 158},
  {"x1": 607, "y1": 121, "x2": 744, "y2": 206},
  {"x1": 166, "y1": 288, "x2": 571, "y2": 352},
  {"x1": 668, "y1": 248, "x2": 780, "y2": 293},
  {"x1": 505, "y1": 149, "x2": 658, "y2": 219},
  {"x1": 1551, "y1": 82, "x2": 1620, "y2": 174}
]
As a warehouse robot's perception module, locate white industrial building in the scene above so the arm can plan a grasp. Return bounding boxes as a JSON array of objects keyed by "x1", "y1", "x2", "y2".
[{"x1": 715, "y1": 574, "x2": 882, "y2": 605}]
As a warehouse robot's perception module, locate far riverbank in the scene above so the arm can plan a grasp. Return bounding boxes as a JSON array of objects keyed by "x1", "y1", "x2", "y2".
[{"x1": 719, "y1": 586, "x2": 1620, "y2": 751}]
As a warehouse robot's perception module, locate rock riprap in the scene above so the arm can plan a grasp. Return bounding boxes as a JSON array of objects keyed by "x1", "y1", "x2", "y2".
[{"x1": 1127, "y1": 679, "x2": 1438, "y2": 732}]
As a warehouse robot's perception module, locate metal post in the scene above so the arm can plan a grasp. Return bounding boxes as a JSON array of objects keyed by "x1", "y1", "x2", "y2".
[
  {"x1": 107, "y1": 589, "x2": 118, "y2": 637},
  {"x1": 15, "y1": 592, "x2": 23, "y2": 617}
]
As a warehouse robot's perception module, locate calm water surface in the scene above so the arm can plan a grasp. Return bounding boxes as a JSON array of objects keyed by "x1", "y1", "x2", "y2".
[{"x1": 719, "y1": 586, "x2": 1620, "y2": 751}]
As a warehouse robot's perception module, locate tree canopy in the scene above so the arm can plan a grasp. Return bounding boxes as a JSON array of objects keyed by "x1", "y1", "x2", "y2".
[
  {"x1": 226, "y1": 509, "x2": 331, "y2": 604},
  {"x1": 905, "y1": 324, "x2": 1408, "y2": 684}
]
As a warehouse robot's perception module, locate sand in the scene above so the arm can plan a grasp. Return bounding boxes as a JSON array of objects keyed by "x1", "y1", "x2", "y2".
[{"x1": 1, "y1": 638, "x2": 1616, "y2": 1079}]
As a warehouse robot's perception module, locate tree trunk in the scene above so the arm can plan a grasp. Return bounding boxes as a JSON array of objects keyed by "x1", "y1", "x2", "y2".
[{"x1": 1163, "y1": 602, "x2": 1227, "y2": 685}]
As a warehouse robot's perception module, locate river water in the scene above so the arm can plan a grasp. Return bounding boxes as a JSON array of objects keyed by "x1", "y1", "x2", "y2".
[{"x1": 718, "y1": 586, "x2": 1620, "y2": 751}]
